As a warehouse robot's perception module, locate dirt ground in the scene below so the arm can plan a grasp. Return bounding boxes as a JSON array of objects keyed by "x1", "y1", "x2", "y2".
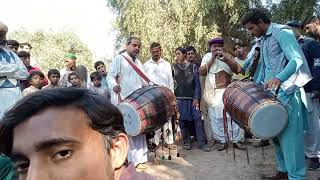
[{"x1": 139, "y1": 142, "x2": 320, "y2": 180}]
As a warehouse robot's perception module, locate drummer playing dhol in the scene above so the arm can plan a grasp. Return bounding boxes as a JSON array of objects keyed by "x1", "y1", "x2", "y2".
[
  {"x1": 107, "y1": 37, "x2": 149, "y2": 169},
  {"x1": 242, "y1": 8, "x2": 312, "y2": 180}
]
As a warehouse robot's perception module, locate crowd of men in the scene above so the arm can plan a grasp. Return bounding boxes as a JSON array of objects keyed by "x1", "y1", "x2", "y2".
[{"x1": 0, "y1": 8, "x2": 320, "y2": 180}]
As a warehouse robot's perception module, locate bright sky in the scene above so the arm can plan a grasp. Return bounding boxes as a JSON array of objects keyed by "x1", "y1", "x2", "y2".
[{"x1": 0, "y1": 0, "x2": 117, "y2": 60}]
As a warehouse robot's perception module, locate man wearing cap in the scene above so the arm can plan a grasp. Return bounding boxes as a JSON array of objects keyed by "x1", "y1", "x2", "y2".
[
  {"x1": 199, "y1": 37, "x2": 245, "y2": 151},
  {"x1": 302, "y1": 16, "x2": 320, "y2": 41},
  {"x1": 59, "y1": 53, "x2": 77, "y2": 87},
  {"x1": 287, "y1": 20, "x2": 320, "y2": 171}
]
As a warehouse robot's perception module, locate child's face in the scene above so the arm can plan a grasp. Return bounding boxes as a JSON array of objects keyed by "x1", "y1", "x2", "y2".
[
  {"x1": 30, "y1": 75, "x2": 44, "y2": 89},
  {"x1": 92, "y1": 78, "x2": 101, "y2": 87},
  {"x1": 49, "y1": 74, "x2": 60, "y2": 85},
  {"x1": 69, "y1": 75, "x2": 80, "y2": 87}
]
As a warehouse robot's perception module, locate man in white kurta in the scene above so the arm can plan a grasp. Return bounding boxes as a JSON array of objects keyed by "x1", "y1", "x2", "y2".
[
  {"x1": 106, "y1": 37, "x2": 148, "y2": 168},
  {"x1": 143, "y1": 42, "x2": 174, "y2": 146},
  {"x1": 199, "y1": 38, "x2": 244, "y2": 151},
  {"x1": 0, "y1": 21, "x2": 28, "y2": 119}
]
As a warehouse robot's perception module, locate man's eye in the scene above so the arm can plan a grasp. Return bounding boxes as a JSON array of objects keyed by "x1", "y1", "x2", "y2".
[
  {"x1": 15, "y1": 162, "x2": 29, "y2": 174},
  {"x1": 52, "y1": 150, "x2": 73, "y2": 161}
]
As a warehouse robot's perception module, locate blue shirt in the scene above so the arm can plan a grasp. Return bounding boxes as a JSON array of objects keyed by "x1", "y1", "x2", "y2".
[
  {"x1": 257, "y1": 23, "x2": 307, "y2": 105},
  {"x1": 298, "y1": 37, "x2": 320, "y2": 92}
]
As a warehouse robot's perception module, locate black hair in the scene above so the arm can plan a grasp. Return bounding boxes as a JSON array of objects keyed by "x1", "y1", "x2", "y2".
[
  {"x1": 185, "y1": 46, "x2": 197, "y2": 53},
  {"x1": 302, "y1": 16, "x2": 319, "y2": 28},
  {"x1": 6, "y1": 40, "x2": 19, "y2": 47},
  {"x1": 150, "y1": 42, "x2": 161, "y2": 49},
  {"x1": 0, "y1": 88, "x2": 125, "y2": 155},
  {"x1": 27, "y1": 71, "x2": 44, "y2": 82},
  {"x1": 241, "y1": 8, "x2": 271, "y2": 25},
  {"x1": 175, "y1": 46, "x2": 187, "y2": 54},
  {"x1": 126, "y1": 37, "x2": 140, "y2": 45},
  {"x1": 90, "y1": 71, "x2": 102, "y2": 81},
  {"x1": 19, "y1": 42, "x2": 32, "y2": 49},
  {"x1": 233, "y1": 42, "x2": 246, "y2": 50},
  {"x1": 94, "y1": 61, "x2": 105, "y2": 70},
  {"x1": 68, "y1": 72, "x2": 79, "y2": 82},
  {"x1": 17, "y1": 51, "x2": 30, "y2": 58},
  {"x1": 48, "y1": 69, "x2": 60, "y2": 78}
]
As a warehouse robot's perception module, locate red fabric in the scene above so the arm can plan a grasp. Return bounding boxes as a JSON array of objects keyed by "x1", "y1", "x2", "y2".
[
  {"x1": 121, "y1": 55, "x2": 151, "y2": 84},
  {"x1": 21, "y1": 66, "x2": 48, "y2": 89}
]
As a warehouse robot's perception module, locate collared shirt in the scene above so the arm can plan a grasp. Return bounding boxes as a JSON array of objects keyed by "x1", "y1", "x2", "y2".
[
  {"x1": 0, "y1": 48, "x2": 28, "y2": 88},
  {"x1": 242, "y1": 40, "x2": 262, "y2": 82},
  {"x1": 257, "y1": 23, "x2": 312, "y2": 105},
  {"x1": 107, "y1": 52, "x2": 147, "y2": 100},
  {"x1": 297, "y1": 36, "x2": 320, "y2": 92},
  {"x1": 59, "y1": 68, "x2": 74, "y2": 87},
  {"x1": 143, "y1": 58, "x2": 174, "y2": 92},
  {"x1": 232, "y1": 57, "x2": 247, "y2": 80},
  {"x1": 88, "y1": 84, "x2": 110, "y2": 100}
]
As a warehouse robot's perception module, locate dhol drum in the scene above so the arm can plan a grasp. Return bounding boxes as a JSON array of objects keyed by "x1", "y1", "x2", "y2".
[
  {"x1": 223, "y1": 80, "x2": 288, "y2": 139},
  {"x1": 118, "y1": 85, "x2": 176, "y2": 136}
]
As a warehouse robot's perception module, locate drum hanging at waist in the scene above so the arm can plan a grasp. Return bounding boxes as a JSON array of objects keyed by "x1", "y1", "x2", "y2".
[
  {"x1": 223, "y1": 80, "x2": 288, "y2": 139},
  {"x1": 118, "y1": 85, "x2": 176, "y2": 136}
]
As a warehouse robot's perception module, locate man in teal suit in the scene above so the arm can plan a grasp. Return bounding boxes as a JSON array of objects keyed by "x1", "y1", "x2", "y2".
[{"x1": 242, "y1": 8, "x2": 312, "y2": 180}]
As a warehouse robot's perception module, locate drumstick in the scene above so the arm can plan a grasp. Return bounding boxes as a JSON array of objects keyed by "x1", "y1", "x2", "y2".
[
  {"x1": 166, "y1": 129, "x2": 172, "y2": 160},
  {"x1": 161, "y1": 128, "x2": 165, "y2": 160}
]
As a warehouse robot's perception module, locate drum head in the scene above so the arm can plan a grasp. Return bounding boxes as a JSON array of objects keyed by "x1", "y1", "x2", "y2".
[
  {"x1": 249, "y1": 102, "x2": 288, "y2": 139},
  {"x1": 117, "y1": 102, "x2": 141, "y2": 136}
]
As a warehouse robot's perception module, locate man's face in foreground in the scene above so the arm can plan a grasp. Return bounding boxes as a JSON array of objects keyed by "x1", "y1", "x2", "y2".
[{"x1": 11, "y1": 107, "x2": 126, "y2": 180}]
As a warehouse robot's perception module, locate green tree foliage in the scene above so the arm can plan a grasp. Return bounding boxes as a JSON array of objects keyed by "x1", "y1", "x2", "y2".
[
  {"x1": 108, "y1": 0, "x2": 218, "y2": 63},
  {"x1": 108, "y1": 0, "x2": 319, "y2": 62},
  {"x1": 268, "y1": 0, "x2": 318, "y2": 23},
  {"x1": 107, "y1": 0, "x2": 262, "y2": 62},
  {"x1": 8, "y1": 29, "x2": 94, "y2": 73}
]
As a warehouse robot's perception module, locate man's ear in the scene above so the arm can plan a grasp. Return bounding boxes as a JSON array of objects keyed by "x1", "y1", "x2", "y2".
[{"x1": 109, "y1": 133, "x2": 129, "y2": 170}]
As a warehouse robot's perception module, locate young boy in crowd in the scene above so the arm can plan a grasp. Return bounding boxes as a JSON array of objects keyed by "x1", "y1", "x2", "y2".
[
  {"x1": 43, "y1": 69, "x2": 61, "y2": 89},
  {"x1": 68, "y1": 72, "x2": 81, "y2": 88},
  {"x1": 22, "y1": 71, "x2": 45, "y2": 96},
  {"x1": 89, "y1": 72, "x2": 110, "y2": 100}
]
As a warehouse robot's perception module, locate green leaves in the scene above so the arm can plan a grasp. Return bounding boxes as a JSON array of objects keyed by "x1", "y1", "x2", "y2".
[{"x1": 9, "y1": 29, "x2": 94, "y2": 73}]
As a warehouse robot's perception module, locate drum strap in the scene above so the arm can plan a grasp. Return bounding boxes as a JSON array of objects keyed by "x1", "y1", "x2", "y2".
[
  {"x1": 121, "y1": 54, "x2": 151, "y2": 84},
  {"x1": 222, "y1": 102, "x2": 230, "y2": 153}
]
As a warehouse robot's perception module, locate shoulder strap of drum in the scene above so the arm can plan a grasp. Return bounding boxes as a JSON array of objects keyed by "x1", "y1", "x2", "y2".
[
  {"x1": 248, "y1": 47, "x2": 261, "y2": 79},
  {"x1": 121, "y1": 54, "x2": 151, "y2": 84}
]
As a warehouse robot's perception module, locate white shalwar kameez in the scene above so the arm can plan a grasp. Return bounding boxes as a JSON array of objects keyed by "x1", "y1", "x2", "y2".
[
  {"x1": 201, "y1": 53, "x2": 243, "y2": 143},
  {"x1": 107, "y1": 52, "x2": 148, "y2": 166},
  {"x1": 0, "y1": 48, "x2": 28, "y2": 119},
  {"x1": 143, "y1": 58, "x2": 175, "y2": 145}
]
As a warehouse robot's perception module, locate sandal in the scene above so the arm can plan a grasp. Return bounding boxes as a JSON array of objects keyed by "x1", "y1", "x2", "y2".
[
  {"x1": 200, "y1": 145, "x2": 211, "y2": 152},
  {"x1": 183, "y1": 143, "x2": 191, "y2": 150}
]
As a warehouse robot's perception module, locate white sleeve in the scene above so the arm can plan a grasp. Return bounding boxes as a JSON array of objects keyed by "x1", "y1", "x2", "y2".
[
  {"x1": 167, "y1": 63, "x2": 174, "y2": 92},
  {"x1": 200, "y1": 53, "x2": 212, "y2": 67},
  {"x1": 106, "y1": 55, "x2": 121, "y2": 91}
]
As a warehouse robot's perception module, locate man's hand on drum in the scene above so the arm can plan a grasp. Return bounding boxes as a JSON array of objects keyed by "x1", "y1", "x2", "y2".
[
  {"x1": 192, "y1": 99, "x2": 200, "y2": 111},
  {"x1": 265, "y1": 78, "x2": 281, "y2": 91},
  {"x1": 113, "y1": 85, "x2": 121, "y2": 94}
]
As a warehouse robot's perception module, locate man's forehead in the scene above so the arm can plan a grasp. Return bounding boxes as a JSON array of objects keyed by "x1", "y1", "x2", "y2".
[
  {"x1": 13, "y1": 107, "x2": 92, "y2": 148},
  {"x1": 130, "y1": 39, "x2": 141, "y2": 45}
]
